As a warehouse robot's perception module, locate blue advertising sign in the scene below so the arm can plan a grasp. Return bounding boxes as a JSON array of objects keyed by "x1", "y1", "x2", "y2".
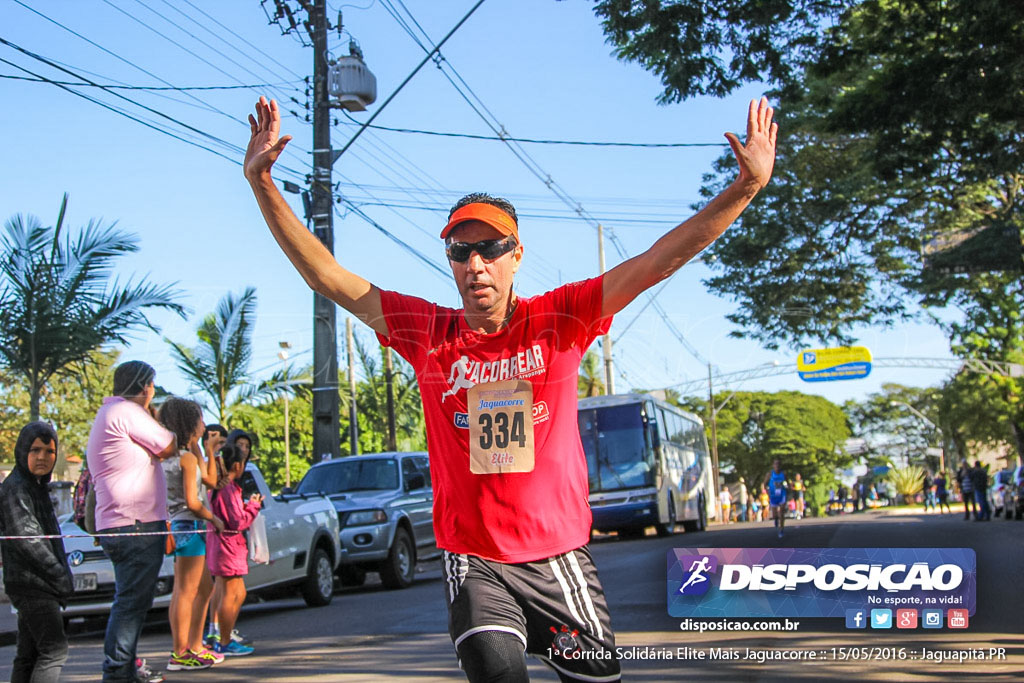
[
  {"x1": 668, "y1": 547, "x2": 976, "y2": 619},
  {"x1": 797, "y1": 346, "x2": 872, "y2": 382}
]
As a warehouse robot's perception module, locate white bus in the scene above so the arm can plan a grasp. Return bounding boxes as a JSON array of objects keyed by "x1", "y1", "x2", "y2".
[{"x1": 578, "y1": 393, "x2": 715, "y2": 537}]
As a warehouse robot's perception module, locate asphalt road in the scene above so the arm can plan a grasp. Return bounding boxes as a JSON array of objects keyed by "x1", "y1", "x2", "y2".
[{"x1": 2, "y1": 509, "x2": 1022, "y2": 681}]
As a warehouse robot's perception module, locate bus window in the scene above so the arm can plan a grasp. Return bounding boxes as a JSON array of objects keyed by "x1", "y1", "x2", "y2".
[{"x1": 578, "y1": 404, "x2": 655, "y2": 492}]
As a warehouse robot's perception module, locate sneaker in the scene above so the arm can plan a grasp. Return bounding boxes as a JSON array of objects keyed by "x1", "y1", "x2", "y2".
[
  {"x1": 230, "y1": 628, "x2": 253, "y2": 646},
  {"x1": 134, "y1": 658, "x2": 166, "y2": 683},
  {"x1": 167, "y1": 651, "x2": 212, "y2": 671},
  {"x1": 212, "y1": 639, "x2": 255, "y2": 657},
  {"x1": 778, "y1": 530, "x2": 784, "y2": 539},
  {"x1": 191, "y1": 647, "x2": 225, "y2": 665}
]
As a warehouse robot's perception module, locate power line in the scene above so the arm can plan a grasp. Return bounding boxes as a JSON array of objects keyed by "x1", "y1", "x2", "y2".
[
  {"x1": 385, "y1": 1, "x2": 708, "y2": 365},
  {"x1": 339, "y1": 114, "x2": 727, "y2": 149},
  {"x1": 0, "y1": 55, "x2": 242, "y2": 166},
  {"x1": 9, "y1": 0, "x2": 313, "y2": 169},
  {"x1": 333, "y1": 204, "x2": 453, "y2": 283},
  {"x1": 0, "y1": 73, "x2": 300, "y2": 90},
  {"x1": 334, "y1": 0, "x2": 489, "y2": 159},
  {"x1": 177, "y1": 0, "x2": 305, "y2": 80}
]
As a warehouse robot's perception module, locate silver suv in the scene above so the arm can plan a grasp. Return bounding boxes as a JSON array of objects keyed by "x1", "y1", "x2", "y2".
[{"x1": 289, "y1": 452, "x2": 439, "y2": 589}]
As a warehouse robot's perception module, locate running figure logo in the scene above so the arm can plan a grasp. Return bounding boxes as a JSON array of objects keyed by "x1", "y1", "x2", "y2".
[
  {"x1": 677, "y1": 555, "x2": 717, "y2": 596},
  {"x1": 442, "y1": 355, "x2": 475, "y2": 402}
]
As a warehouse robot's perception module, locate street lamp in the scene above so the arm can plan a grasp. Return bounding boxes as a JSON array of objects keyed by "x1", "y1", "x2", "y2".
[
  {"x1": 890, "y1": 401, "x2": 945, "y2": 473},
  {"x1": 279, "y1": 341, "x2": 292, "y2": 488}
]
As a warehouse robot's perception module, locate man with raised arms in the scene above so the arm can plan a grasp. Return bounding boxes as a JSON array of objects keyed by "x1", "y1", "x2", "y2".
[{"x1": 244, "y1": 96, "x2": 777, "y2": 682}]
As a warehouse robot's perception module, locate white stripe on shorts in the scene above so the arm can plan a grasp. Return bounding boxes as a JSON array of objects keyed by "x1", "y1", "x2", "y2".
[
  {"x1": 567, "y1": 550, "x2": 604, "y2": 641},
  {"x1": 444, "y1": 550, "x2": 469, "y2": 603},
  {"x1": 548, "y1": 555, "x2": 587, "y2": 634}
]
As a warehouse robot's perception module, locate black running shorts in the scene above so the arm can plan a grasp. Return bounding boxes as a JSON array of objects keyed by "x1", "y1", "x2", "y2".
[{"x1": 442, "y1": 545, "x2": 621, "y2": 682}]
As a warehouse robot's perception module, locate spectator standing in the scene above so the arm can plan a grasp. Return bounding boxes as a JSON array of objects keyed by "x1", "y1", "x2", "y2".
[
  {"x1": 737, "y1": 477, "x2": 749, "y2": 522},
  {"x1": 934, "y1": 471, "x2": 951, "y2": 513},
  {"x1": 922, "y1": 471, "x2": 936, "y2": 512},
  {"x1": 971, "y1": 461, "x2": 991, "y2": 521},
  {"x1": 207, "y1": 445, "x2": 261, "y2": 657},
  {"x1": 791, "y1": 473, "x2": 805, "y2": 519},
  {"x1": 205, "y1": 428, "x2": 254, "y2": 650},
  {"x1": 957, "y1": 462, "x2": 976, "y2": 520},
  {"x1": 0, "y1": 422, "x2": 74, "y2": 683},
  {"x1": 86, "y1": 361, "x2": 176, "y2": 682},
  {"x1": 159, "y1": 399, "x2": 226, "y2": 671},
  {"x1": 719, "y1": 485, "x2": 732, "y2": 523},
  {"x1": 838, "y1": 484, "x2": 848, "y2": 513}
]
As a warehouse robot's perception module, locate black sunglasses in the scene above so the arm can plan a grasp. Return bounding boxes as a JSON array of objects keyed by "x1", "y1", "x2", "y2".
[{"x1": 445, "y1": 236, "x2": 517, "y2": 263}]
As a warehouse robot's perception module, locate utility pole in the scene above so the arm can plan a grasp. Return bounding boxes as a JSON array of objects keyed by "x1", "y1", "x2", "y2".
[
  {"x1": 310, "y1": 0, "x2": 340, "y2": 462},
  {"x1": 707, "y1": 363, "x2": 720, "y2": 506},
  {"x1": 597, "y1": 224, "x2": 615, "y2": 395},
  {"x1": 384, "y1": 346, "x2": 397, "y2": 451},
  {"x1": 346, "y1": 318, "x2": 359, "y2": 455}
]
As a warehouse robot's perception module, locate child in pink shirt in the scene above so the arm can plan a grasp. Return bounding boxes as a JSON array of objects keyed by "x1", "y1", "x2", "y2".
[{"x1": 206, "y1": 444, "x2": 262, "y2": 656}]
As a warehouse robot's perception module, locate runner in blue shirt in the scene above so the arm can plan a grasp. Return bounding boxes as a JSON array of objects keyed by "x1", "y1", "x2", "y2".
[{"x1": 763, "y1": 459, "x2": 789, "y2": 538}]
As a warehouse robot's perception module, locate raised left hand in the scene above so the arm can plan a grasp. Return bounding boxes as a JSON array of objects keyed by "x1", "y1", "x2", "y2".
[{"x1": 724, "y1": 96, "x2": 778, "y2": 191}]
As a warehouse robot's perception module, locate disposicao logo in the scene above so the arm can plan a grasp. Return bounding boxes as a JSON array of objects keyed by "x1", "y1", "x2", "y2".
[
  {"x1": 667, "y1": 548, "x2": 976, "y2": 619},
  {"x1": 676, "y1": 555, "x2": 718, "y2": 596}
]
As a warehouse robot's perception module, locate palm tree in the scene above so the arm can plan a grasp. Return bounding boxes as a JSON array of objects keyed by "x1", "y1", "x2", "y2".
[
  {"x1": 578, "y1": 350, "x2": 606, "y2": 398},
  {"x1": 0, "y1": 194, "x2": 185, "y2": 419},
  {"x1": 167, "y1": 287, "x2": 281, "y2": 423}
]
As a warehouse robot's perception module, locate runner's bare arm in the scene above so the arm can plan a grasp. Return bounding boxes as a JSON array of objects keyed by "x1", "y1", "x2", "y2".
[
  {"x1": 244, "y1": 97, "x2": 388, "y2": 335},
  {"x1": 600, "y1": 97, "x2": 778, "y2": 318}
]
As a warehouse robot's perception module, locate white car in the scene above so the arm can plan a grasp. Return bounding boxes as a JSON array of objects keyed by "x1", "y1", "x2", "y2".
[{"x1": 64, "y1": 463, "x2": 341, "y2": 616}]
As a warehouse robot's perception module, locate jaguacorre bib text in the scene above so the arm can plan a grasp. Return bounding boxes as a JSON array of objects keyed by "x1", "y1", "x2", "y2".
[{"x1": 467, "y1": 380, "x2": 535, "y2": 474}]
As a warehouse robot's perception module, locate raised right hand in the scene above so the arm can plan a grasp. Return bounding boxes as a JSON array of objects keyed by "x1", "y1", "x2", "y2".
[{"x1": 244, "y1": 96, "x2": 293, "y2": 182}]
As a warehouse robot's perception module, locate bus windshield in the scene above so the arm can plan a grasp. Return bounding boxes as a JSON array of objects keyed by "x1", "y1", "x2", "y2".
[{"x1": 578, "y1": 403, "x2": 655, "y2": 492}]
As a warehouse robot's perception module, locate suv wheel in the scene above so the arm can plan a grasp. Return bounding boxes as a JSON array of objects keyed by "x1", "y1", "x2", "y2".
[
  {"x1": 301, "y1": 547, "x2": 335, "y2": 606},
  {"x1": 379, "y1": 527, "x2": 415, "y2": 589}
]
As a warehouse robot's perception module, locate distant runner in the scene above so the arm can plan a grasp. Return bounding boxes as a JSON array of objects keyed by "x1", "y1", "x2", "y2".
[
  {"x1": 243, "y1": 95, "x2": 777, "y2": 681},
  {"x1": 763, "y1": 459, "x2": 789, "y2": 539}
]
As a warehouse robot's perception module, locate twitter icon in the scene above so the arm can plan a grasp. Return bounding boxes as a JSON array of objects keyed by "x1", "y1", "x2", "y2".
[{"x1": 870, "y1": 609, "x2": 892, "y2": 629}]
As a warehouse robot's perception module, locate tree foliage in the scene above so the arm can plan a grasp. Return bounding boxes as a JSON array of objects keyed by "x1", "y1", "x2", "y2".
[
  {"x1": 167, "y1": 287, "x2": 287, "y2": 424},
  {"x1": 593, "y1": 0, "x2": 851, "y2": 102},
  {"x1": 578, "y1": 350, "x2": 606, "y2": 398},
  {"x1": 684, "y1": 389, "x2": 851, "y2": 512},
  {"x1": 350, "y1": 335, "x2": 426, "y2": 455},
  {"x1": 695, "y1": 1, "x2": 1024, "y2": 351},
  {"x1": 0, "y1": 194, "x2": 184, "y2": 418}
]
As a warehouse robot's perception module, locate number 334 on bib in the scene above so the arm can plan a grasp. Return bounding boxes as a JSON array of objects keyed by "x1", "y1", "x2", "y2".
[{"x1": 467, "y1": 380, "x2": 536, "y2": 474}]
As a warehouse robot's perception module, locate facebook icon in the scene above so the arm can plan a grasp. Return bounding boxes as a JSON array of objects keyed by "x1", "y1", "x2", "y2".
[{"x1": 845, "y1": 609, "x2": 866, "y2": 629}]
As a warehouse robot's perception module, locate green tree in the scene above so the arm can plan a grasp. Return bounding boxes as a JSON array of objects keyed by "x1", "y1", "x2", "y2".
[
  {"x1": 593, "y1": 0, "x2": 851, "y2": 102},
  {"x1": 350, "y1": 334, "x2": 426, "y2": 455},
  {"x1": 167, "y1": 287, "x2": 285, "y2": 424},
  {"x1": 695, "y1": 1, "x2": 1024, "y2": 351},
  {"x1": 578, "y1": 351, "x2": 606, "y2": 398},
  {"x1": 232, "y1": 372, "x2": 315, "y2": 492},
  {"x1": 710, "y1": 390, "x2": 851, "y2": 513},
  {"x1": 0, "y1": 194, "x2": 184, "y2": 419},
  {"x1": 844, "y1": 384, "x2": 942, "y2": 469}
]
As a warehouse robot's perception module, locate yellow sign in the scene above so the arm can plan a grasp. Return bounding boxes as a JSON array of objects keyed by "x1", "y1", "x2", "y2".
[{"x1": 797, "y1": 346, "x2": 872, "y2": 382}]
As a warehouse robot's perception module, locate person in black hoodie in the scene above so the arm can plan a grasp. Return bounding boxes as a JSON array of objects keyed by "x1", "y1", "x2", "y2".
[{"x1": 0, "y1": 421, "x2": 74, "y2": 683}]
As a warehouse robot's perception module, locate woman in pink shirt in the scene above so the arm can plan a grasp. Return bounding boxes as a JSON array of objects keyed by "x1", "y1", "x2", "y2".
[{"x1": 206, "y1": 444, "x2": 262, "y2": 656}]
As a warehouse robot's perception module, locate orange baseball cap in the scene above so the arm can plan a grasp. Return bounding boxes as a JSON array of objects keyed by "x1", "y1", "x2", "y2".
[{"x1": 440, "y1": 202, "x2": 519, "y2": 242}]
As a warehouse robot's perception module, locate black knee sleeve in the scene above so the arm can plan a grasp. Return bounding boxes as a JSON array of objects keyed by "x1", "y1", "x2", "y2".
[{"x1": 457, "y1": 630, "x2": 529, "y2": 683}]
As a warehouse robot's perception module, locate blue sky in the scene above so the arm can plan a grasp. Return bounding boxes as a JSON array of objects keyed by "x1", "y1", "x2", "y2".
[{"x1": 0, "y1": 0, "x2": 955, "y2": 408}]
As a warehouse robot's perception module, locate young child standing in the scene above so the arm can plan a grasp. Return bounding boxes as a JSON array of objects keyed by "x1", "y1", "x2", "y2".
[{"x1": 206, "y1": 444, "x2": 262, "y2": 656}]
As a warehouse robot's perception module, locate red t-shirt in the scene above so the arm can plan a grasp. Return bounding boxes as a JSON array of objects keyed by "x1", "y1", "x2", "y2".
[{"x1": 377, "y1": 276, "x2": 612, "y2": 563}]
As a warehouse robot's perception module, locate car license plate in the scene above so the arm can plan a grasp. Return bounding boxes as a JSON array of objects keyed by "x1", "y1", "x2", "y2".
[{"x1": 73, "y1": 573, "x2": 97, "y2": 592}]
